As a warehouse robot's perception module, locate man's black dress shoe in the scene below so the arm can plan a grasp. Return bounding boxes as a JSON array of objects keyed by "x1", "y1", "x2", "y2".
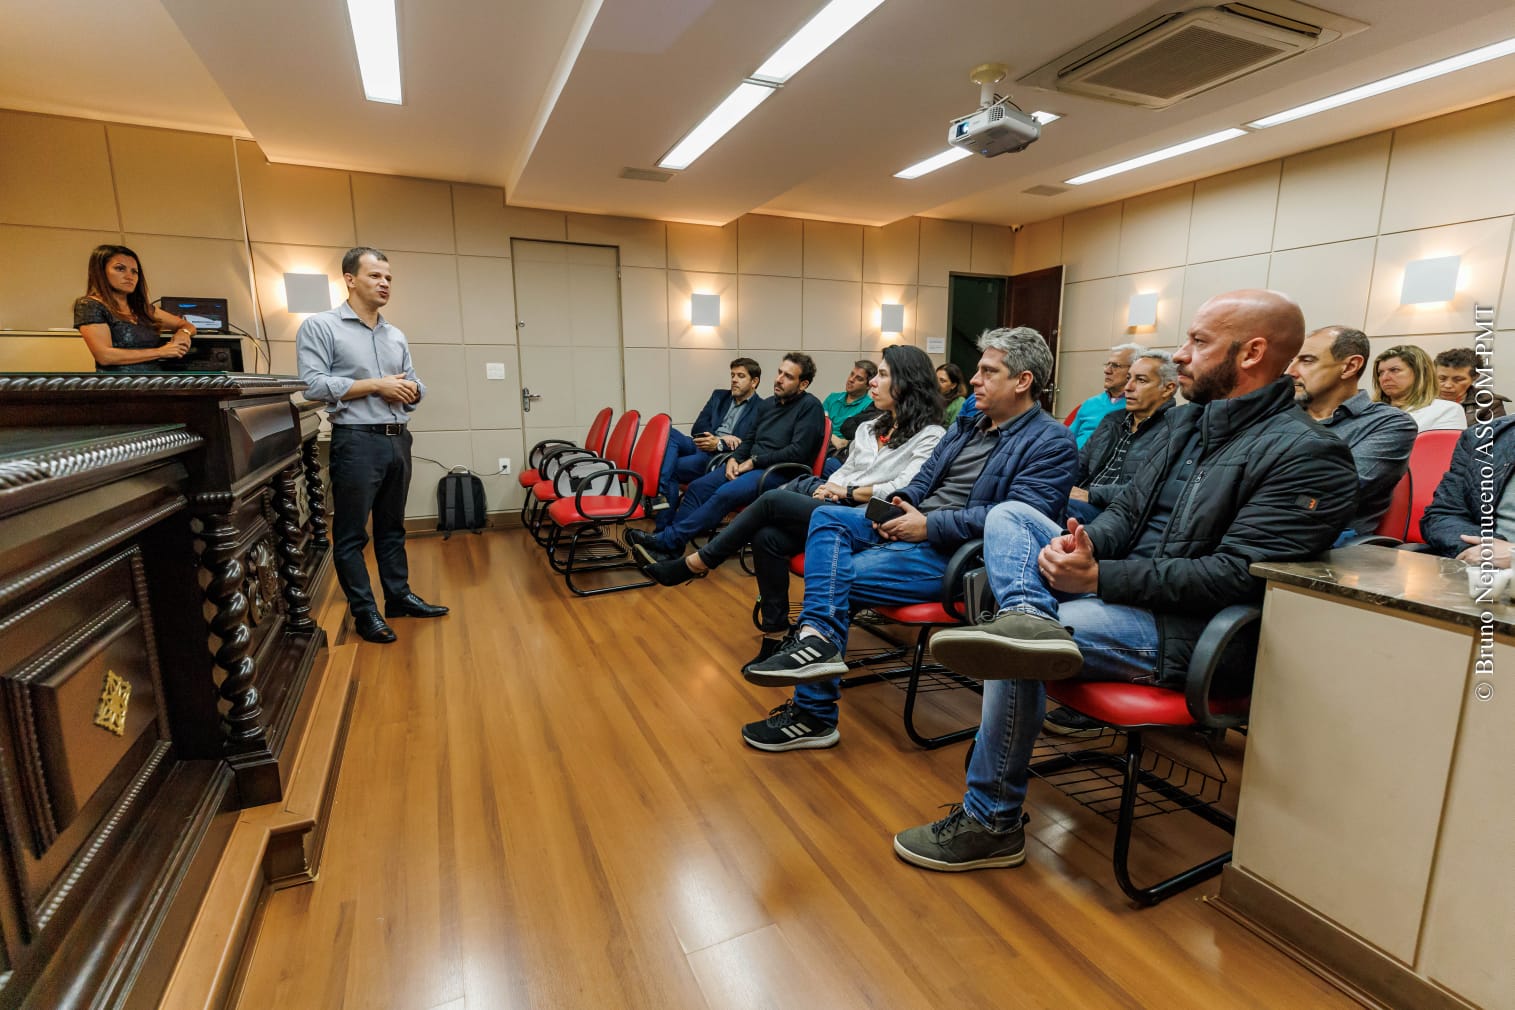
[
  {"x1": 353, "y1": 610, "x2": 397, "y2": 643},
  {"x1": 384, "y1": 593, "x2": 449, "y2": 618}
]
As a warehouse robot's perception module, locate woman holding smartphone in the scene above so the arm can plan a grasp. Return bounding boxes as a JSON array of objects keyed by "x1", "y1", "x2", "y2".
[
  {"x1": 74, "y1": 244, "x2": 196, "y2": 372},
  {"x1": 640, "y1": 344, "x2": 945, "y2": 645}
]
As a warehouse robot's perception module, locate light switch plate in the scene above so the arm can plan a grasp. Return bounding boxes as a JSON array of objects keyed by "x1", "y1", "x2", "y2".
[{"x1": 485, "y1": 362, "x2": 506, "y2": 380}]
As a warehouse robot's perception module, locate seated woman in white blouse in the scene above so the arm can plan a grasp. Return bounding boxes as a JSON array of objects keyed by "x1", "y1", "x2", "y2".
[
  {"x1": 1372, "y1": 344, "x2": 1466, "y2": 432},
  {"x1": 639, "y1": 344, "x2": 947, "y2": 637}
]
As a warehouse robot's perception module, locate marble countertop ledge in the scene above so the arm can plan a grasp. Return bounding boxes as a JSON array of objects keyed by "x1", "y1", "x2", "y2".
[{"x1": 1251, "y1": 545, "x2": 1515, "y2": 636}]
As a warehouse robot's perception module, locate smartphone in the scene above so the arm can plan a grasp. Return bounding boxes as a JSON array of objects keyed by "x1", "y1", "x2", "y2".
[{"x1": 866, "y1": 498, "x2": 905, "y2": 524}]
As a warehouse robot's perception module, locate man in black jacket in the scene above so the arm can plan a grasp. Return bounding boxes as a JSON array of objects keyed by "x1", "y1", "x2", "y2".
[
  {"x1": 893, "y1": 289, "x2": 1359, "y2": 873},
  {"x1": 1067, "y1": 348, "x2": 1178, "y2": 523},
  {"x1": 631, "y1": 353, "x2": 825, "y2": 561}
]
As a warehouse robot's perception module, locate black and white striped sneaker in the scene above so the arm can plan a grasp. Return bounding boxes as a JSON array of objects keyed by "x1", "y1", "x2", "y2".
[
  {"x1": 741, "y1": 632, "x2": 847, "y2": 686},
  {"x1": 741, "y1": 700, "x2": 840, "y2": 752}
]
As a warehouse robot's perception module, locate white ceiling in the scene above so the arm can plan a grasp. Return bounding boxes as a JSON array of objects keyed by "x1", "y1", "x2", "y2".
[{"x1": 1, "y1": 0, "x2": 1512, "y2": 226}]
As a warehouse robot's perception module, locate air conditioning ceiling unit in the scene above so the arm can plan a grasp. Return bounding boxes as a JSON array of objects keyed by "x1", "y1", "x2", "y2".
[{"x1": 1019, "y1": 2, "x2": 1368, "y2": 109}]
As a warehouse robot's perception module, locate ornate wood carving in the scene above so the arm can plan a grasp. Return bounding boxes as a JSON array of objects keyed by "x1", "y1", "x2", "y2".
[
  {"x1": 271, "y1": 465, "x2": 313, "y2": 632},
  {"x1": 0, "y1": 430, "x2": 201, "y2": 492},
  {"x1": 199, "y1": 512, "x2": 266, "y2": 757},
  {"x1": 301, "y1": 436, "x2": 329, "y2": 551},
  {"x1": 0, "y1": 374, "x2": 300, "y2": 395}
]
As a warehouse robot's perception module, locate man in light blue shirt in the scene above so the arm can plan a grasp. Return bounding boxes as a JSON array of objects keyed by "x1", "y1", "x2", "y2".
[
  {"x1": 297, "y1": 246, "x2": 447, "y2": 644},
  {"x1": 1067, "y1": 343, "x2": 1140, "y2": 448}
]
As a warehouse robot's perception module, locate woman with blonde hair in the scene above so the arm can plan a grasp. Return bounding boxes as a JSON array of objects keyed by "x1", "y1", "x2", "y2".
[
  {"x1": 74, "y1": 244, "x2": 196, "y2": 372},
  {"x1": 1372, "y1": 344, "x2": 1464, "y2": 432}
]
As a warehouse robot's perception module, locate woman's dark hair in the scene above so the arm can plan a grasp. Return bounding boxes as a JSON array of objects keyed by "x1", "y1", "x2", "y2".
[
  {"x1": 85, "y1": 244, "x2": 153, "y2": 324},
  {"x1": 876, "y1": 344, "x2": 944, "y2": 446},
  {"x1": 936, "y1": 362, "x2": 968, "y2": 399}
]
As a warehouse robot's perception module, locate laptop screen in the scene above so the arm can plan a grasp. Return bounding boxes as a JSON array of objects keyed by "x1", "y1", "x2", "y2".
[{"x1": 160, "y1": 296, "x2": 229, "y2": 334}]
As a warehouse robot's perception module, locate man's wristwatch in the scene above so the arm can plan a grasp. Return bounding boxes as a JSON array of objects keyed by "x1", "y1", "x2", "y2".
[{"x1": 845, "y1": 485, "x2": 858, "y2": 501}]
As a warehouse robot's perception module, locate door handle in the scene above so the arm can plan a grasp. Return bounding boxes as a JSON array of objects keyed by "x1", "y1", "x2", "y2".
[{"x1": 522, "y1": 387, "x2": 543, "y2": 413}]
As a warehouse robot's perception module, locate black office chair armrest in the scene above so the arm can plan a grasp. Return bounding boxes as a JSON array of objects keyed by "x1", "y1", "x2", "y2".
[
  {"x1": 939, "y1": 538, "x2": 985, "y2": 620},
  {"x1": 571, "y1": 468, "x2": 645, "y2": 521},
  {"x1": 528, "y1": 438, "x2": 576, "y2": 470},
  {"x1": 1339, "y1": 533, "x2": 1402, "y2": 548},
  {"x1": 755, "y1": 461, "x2": 815, "y2": 494},
  {"x1": 1395, "y1": 542, "x2": 1435, "y2": 553},
  {"x1": 704, "y1": 451, "x2": 734, "y2": 473},
  {"x1": 1185, "y1": 604, "x2": 1262, "y2": 730}
]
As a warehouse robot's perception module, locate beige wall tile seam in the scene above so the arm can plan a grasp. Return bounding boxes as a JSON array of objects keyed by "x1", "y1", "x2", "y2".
[
  {"x1": 230, "y1": 136, "x2": 268, "y2": 350},
  {"x1": 100, "y1": 124, "x2": 125, "y2": 232},
  {"x1": 1376, "y1": 213, "x2": 1515, "y2": 238},
  {"x1": 1360, "y1": 129, "x2": 1396, "y2": 333}
]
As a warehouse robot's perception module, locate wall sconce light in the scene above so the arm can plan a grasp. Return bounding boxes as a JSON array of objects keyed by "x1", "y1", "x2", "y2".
[
  {"x1": 690, "y1": 292, "x2": 721, "y2": 326},
  {"x1": 1127, "y1": 292, "x2": 1159, "y2": 329},
  {"x1": 284, "y1": 273, "x2": 332, "y2": 314},
  {"x1": 880, "y1": 303, "x2": 905, "y2": 335},
  {"x1": 1400, "y1": 255, "x2": 1460, "y2": 305}
]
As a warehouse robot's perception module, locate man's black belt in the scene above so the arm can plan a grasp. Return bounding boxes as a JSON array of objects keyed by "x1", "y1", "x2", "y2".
[{"x1": 339, "y1": 422, "x2": 408, "y2": 435}]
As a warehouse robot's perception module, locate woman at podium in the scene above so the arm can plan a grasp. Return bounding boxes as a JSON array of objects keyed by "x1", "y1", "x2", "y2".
[{"x1": 74, "y1": 244, "x2": 197, "y2": 372}]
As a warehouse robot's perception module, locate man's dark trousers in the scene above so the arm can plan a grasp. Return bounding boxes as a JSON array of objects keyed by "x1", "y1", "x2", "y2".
[{"x1": 329, "y1": 425, "x2": 413, "y2": 614}]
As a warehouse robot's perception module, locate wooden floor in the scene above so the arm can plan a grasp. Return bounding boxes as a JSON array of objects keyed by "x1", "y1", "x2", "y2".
[{"x1": 234, "y1": 526, "x2": 1354, "y2": 1010}]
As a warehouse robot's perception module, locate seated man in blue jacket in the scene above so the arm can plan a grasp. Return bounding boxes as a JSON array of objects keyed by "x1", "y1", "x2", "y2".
[
  {"x1": 630, "y1": 352, "x2": 825, "y2": 561},
  {"x1": 1422, "y1": 413, "x2": 1515, "y2": 565},
  {"x1": 738, "y1": 327, "x2": 1078, "y2": 752},
  {"x1": 891, "y1": 289, "x2": 1359, "y2": 873},
  {"x1": 656, "y1": 357, "x2": 764, "y2": 524}
]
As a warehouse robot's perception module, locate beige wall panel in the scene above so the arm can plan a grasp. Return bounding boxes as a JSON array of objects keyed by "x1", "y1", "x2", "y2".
[
  {"x1": 738, "y1": 214, "x2": 803, "y2": 276},
  {"x1": 801, "y1": 278, "x2": 862, "y2": 352},
  {"x1": 1235, "y1": 587, "x2": 1469, "y2": 964},
  {"x1": 1060, "y1": 276, "x2": 1122, "y2": 352},
  {"x1": 352, "y1": 174, "x2": 456, "y2": 254},
  {"x1": 248, "y1": 242, "x2": 347, "y2": 344},
  {"x1": 0, "y1": 112, "x2": 118, "y2": 231},
  {"x1": 470, "y1": 428, "x2": 528, "y2": 512},
  {"x1": 501, "y1": 205, "x2": 568, "y2": 242},
  {"x1": 1382, "y1": 98, "x2": 1515, "y2": 234},
  {"x1": 917, "y1": 286, "x2": 948, "y2": 360},
  {"x1": 862, "y1": 217, "x2": 919, "y2": 285},
  {"x1": 452, "y1": 184, "x2": 511, "y2": 256},
  {"x1": 1180, "y1": 254, "x2": 1271, "y2": 335},
  {"x1": 236, "y1": 141, "x2": 354, "y2": 247},
  {"x1": 918, "y1": 218, "x2": 972, "y2": 285},
  {"x1": 1053, "y1": 348, "x2": 1112, "y2": 415},
  {"x1": 568, "y1": 254, "x2": 622, "y2": 348},
  {"x1": 458, "y1": 255, "x2": 517, "y2": 345},
  {"x1": 266, "y1": 339, "x2": 298, "y2": 377},
  {"x1": 737, "y1": 274, "x2": 802, "y2": 351},
  {"x1": 970, "y1": 224, "x2": 1014, "y2": 276},
  {"x1": 0, "y1": 334, "x2": 96, "y2": 372},
  {"x1": 1273, "y1": 132, "x2": 1391, "y2": 251},
  {"x1": 1267, "y1": 239, "x2": 1375, "y2": 333},
  {"x1": 667, "y1": 221, "x2": 736, "y2": 274},
  {"x1": 669, "y1": 348, "x2": 734, "y2": 423},
  {"x1": 572, "y1": 346, "x2": 624, "y2": 425},
  {"x1": 808, "y1": 351, "x2": 868, "y2": 398},
  {"x1": 122, "y1": 234, "x2": 255, "y2": 336},
  {"x1": 623, "y1": 348, "x2": 672, "y2": 419},
  {"x1": 1501, "y1": 224, "x2": 1515, "y2": 324},
  {"x1": 861, "y1": 283, "x2": 917, "y2": 347},
  {"x1": 463, "y1": 344, "x2": 522, "y2": 430},
  {"x1": 1113, "y1": 267, "x2": 1186, "y2": 349},
  {"x1": 0, "y1": 225, "x2": 121, "y2": 330},
  {"x1": 1418, "y1": 638, "x2": 1515, "y2": 1010},
  {"x1": 1365, "y1": 217, "x2": 1514, "y2": 337},
  {"x1": 406, "y1": 343, "x2": 470, "y2": 433},
  {"x1": 1011, "y1": 217, "x2": 1063, "y2": 275},
  {"x1": 803, "y1": 220, "x2": 863, "y2": 282},
  {"x1": 1061, "y1": 203, "x2": 1122, "y2": 282},
  {"x1": 109, "y1": 126, "x2": 242, "y2": 240},
  {"x1": 511, "y1": 238, "x2": 569, "y2": 265},
  {"x1": 404, "y1": 429, "x2": 474, "y2": 517},
  {"x1": 1117, "y1": 185, "x2": 1192, "y2": 275},
  {"x1": 1188, "y1": 162, "x2": 1280, "y2": 264},
  {"x1": 620, "y1": 266, "x2": 669, "y2": 348},
  {"x1": 667, "y1": 270, "x2": 737, "y2": 349},
  {"x1": 382, "y1": 250, "x2": 462, "y2": 344},
  {"x1": 566, "y1": 214, "x2": 666, "y2": 268}
]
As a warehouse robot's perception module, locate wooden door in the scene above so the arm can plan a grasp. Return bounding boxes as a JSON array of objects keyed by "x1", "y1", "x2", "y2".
[{"x1": 1006, "y1": 265, "x2": 1064, "y2": 412}]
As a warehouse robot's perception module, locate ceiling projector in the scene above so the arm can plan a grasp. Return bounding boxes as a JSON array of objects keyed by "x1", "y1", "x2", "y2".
[{"x1": 948, "y1": 63, "x2": 1040, "y2": 158}]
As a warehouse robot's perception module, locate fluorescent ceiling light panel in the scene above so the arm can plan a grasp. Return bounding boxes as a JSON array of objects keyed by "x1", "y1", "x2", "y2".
[
  {"x1": 1400, "y1": 255, "x2": 1461, "y2": 305},
  {"x1": 1030, "y1": 111, "x2": 1061, "y2": 124},
  {"x1": 895, "y1": 112, "x2": 1061, "y2": 179},
  {"x1": 1248, "y1": 37, "x2": 1515, "y2": 129},
  {"x1": 1065, "y1": 128, "x2": 1247, "y2": 185},
  {"x1": 752, "y1": 0, "x2": 887, "y2": 84},
  {"x1": 659, "y1": 82, "x2": 776, "y2": 170},
  {"x1": 346, "y1": 0, "x2": 402, "y2": 104}
]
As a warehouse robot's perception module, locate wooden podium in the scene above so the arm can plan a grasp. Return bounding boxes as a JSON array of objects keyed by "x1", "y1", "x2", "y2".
[{"x1": 0, "y1": 373, "x2": 334, "y2": 1009}]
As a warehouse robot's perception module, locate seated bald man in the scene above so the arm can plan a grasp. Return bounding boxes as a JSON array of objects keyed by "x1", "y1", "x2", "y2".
[{"x1": 892, "y1": 289, "x2": 1360, "y2": 873}]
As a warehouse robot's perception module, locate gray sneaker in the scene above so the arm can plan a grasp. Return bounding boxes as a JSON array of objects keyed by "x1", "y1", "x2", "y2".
[
  {"x1": 928, "y1": 611, "x2": 1082, "y2": 681},
  {"x1": 893, "y1": 805, "x2": 1026, "y2": 872}
]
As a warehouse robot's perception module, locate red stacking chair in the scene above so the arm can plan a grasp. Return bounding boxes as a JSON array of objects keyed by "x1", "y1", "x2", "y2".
[
  {"x1": 1063, "y1": 405, "x2": 1079, "y2": 427},
  {"x1": 524, "y1": 411, "x2": 638, "y2": 544},
  {"x1": 1404, "y1": 429, "x2": 1459, "y2": 547},
  {"x1": 543, "y1": 414, "x2": 672, "y2": 596},
  {"x1": 518, "y1": 407, "x2": 613, "y2": 488}
]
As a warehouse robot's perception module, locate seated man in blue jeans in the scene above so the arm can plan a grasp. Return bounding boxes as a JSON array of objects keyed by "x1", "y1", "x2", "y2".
[
  {"x1": 892, "y1": 289, "x2": 1359, "y2": 872},
  {"x1": 656, "y1": 357, "x2": 764, "y2": 523},
  {"x1": 738, "y1": 327, "x2": 1078, "y2": 751},
  {"x1": 630, "y1": 352, "x2": 825, "y2": 562}
]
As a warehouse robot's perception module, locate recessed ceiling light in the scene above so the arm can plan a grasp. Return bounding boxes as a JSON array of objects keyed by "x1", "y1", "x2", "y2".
[
  {"x1": 894, "y1": 111, "x2": 1061, "y2": 179},
  {"x1": 659, "y1": 82, "x2": 777, "y2": 170},
  {"x1": 1247, "y1": 37, "x2": 1515, "y2": 129},
  {"x1": 1030, "y1": 111, "x2": 1061, "y2": 125},
  {"x1": 1065, "y1": 128, "x2": 1247, "y2": 185},
  {"x1": 752, "y1": 0, "x2": 888, "y2": 84},
  {"x1": 346, "y1": 0, "x2": 402, "y2": 104}
]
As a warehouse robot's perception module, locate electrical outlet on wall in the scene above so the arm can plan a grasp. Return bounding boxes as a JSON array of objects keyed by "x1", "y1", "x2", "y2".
[{"x1": 498, "y1": 457, "x2": 511, "y2": 474}]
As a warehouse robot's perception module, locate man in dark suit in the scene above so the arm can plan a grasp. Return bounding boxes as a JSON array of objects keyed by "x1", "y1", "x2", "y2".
[{"x1": 655, "y1": 357, "x2": 764, "y2": 525}]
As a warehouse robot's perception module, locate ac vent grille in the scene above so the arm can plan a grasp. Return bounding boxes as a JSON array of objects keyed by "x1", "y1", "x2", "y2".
[
  {"x1": 1023, "y1": 185, "x2": 1068, "y2": 197},
  {"x1": 620, "y1": 167, "x2": 674, "y2": 183},
  {"x1": 1081, "y1": 25, "x2": 1288, "y2": 100}
]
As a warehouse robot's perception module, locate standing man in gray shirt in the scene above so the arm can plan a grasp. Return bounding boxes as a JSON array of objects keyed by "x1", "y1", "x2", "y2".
[{"x1": 297, "y1": 246, "x2": 448, "y2": 644}]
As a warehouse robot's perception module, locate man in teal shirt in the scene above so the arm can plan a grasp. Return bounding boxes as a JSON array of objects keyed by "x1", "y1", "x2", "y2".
[
  {"x1": 823, "y1": 359, "x2": 878, "y2": 454},
  {"x1": 1068, "y1": 343, "x2": 1139, "y2": 448}
]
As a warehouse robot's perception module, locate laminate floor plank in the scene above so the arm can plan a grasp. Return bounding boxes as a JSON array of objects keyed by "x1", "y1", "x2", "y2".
[{"x1": 235, "y1": 528, "x2": 1353, "y2": 1010}]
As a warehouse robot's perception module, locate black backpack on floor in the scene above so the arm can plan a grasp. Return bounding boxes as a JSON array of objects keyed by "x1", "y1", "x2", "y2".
[{"x1": 437, "y1": 468, "x2": 487, "y2": 538}]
